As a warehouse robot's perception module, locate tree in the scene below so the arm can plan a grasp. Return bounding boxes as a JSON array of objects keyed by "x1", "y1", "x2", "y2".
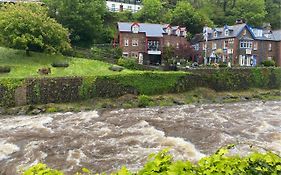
[
  {"x1": 0, "y1": 3, "x2": 71, "y2": 55},
  {"x1": 229, "y1": 0, "x2": 267, "y2": 27},
  {"x1": 171, "y1": 1, "x2": 213, "y2": 35},
  {"x1": 43, "y1": 0, "x2": 107, "y2": 46},
  {"x1": 135, "y1": 0, "x2": 164, "y2": 23},
  {"x1": 265, "y1": 0, "x2": 281, "y2": 29}
]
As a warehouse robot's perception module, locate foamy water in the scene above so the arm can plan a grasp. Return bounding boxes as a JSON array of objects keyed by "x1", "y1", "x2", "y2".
[{"x1": 0, "y1": 101, "x2": 281, "y2": 174}]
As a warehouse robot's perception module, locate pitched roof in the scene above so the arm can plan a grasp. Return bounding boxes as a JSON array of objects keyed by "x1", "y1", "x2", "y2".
[{"x1": 118, "y1": 22, "x2": 166, "y2": 37}]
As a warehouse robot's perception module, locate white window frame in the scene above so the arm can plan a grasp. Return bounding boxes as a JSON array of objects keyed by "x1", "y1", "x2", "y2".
[
  {"x1": 253, "y1": 42, "x2": 258, "y2": 50},
  {"x1": 124, "y1": 39, "x2": 129, "y2": 47},
  {"x1": 240, "y1": 41, "x2": 252, "y2": 49},
  {"x1": 225, "y1": 29, "x2": 229, "y2": 36},
  {"x1": 176, "y1": 43, "x2": 179, "y2": 49},
  {"x1": 132, "y1": 25, "x2": 139, "y2": 33},
  {"x1": 268, "y1": 43, "x2": 272, "y2": 51},
  {"x1": 132, "y1": 39, "x2": 138, "y2": 47},
  {"x1": 224, "y1": 40, "x2": 228, "y2": 49},
  {"x1": 214, "y1": 31, "x2": 218, "y2": 38}
]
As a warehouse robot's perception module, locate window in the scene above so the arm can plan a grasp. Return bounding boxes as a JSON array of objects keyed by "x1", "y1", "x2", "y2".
[
  {"x1": 128, "y1": 6, "x2": 132, "y2": 11},
  {"x1": 268, "y1": 57, "x2": 272, "y2": 60},
  {"x1": 214, "y1": 31, "x2": 218, "y2": 38},
  {"x1": 132, "y1": 39, "x2": 138, "y2": 46},
  {"x1": 253, "y1": 42, "x2": 258, "y2": 50},
  {"x1": 224, "y1": 40, "x2": 228, "y2": 49},
  {"x1": 269, "y1": 43, "x2": 272, "y2": 51},
  {"x1": 176, "y1": 29, "x2": 180, "y2": 36},
  {"x1": 194, "y1": 44, "x2": 199, "y2": 51},
  {"x1": 240, "y1": 41, "x2": 252, "y2": 49},
  {"x1": 225, "y1": 29, "x2": 229, "y2": 36},
  {"x1": 124, "y1": 39, "x2": 129, "y2": 47},
  {"x1": 148, "y1": 40, "x2": 160, "y2": 51},
  {"x1": 212, "y1": 42, "x2": 217, "y2": 50},
  {"x1": 123, "y1": 52, "x2": 129, "y2": 57},
  {"x1": 203, "y1": 43, "x2": 206, "y2": 50},
  {"x1": 176, "y1": 43, "x2": 179, "y2": 49},
  {"x1": 131, "y1": 52, "x2": 138, "y2": 58},
  {"x1": 111, "y1": 4, "x2": 115, "y2": 12},
  {"x1": 167, "y1": 28, "x2": 171, "y2": 35},
  {"x1": 132, "y1": 25, "x2": 139, "y2": 33}
]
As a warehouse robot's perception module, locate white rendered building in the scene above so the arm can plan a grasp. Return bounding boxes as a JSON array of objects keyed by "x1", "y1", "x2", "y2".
[{"x1": 106, "y1": 0, "x2": 142, "y2": 13}]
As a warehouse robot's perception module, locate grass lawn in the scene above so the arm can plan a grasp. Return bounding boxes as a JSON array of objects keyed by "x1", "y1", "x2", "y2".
[{"x1": 0, "y1": 47, "x2": 137, "y2": 78}]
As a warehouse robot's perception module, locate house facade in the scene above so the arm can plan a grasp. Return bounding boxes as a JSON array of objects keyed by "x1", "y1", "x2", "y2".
[
  {"x1": 106, "y1": 0, "x2": 142, "y2": 13},
  {"x1": 117, "y1": 22, "x2": 191, "y2": 65},
  {"x1": 193, "y1": 21, "x2": 281, "y2": 66}
]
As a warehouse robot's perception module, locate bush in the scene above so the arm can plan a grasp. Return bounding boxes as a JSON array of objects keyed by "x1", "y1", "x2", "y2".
[
  {"x1": 261, "y1": 60, "x2": 276, "y2": 67},
  {"x1": 51, "y1": 62, "x2": 69, "y2": 68},
  {"x1": 0, "y1": 66, "x2": 11, "y2": 73},
  {"x1": 22, "y1": 146, "x2": 281, "y2": 175},
  {"x1": 138, "y1": 95, "x2": 154, "y2": 107},
  {"x1": 117, "y1": 57, "x2": 139, "y2": 70}
]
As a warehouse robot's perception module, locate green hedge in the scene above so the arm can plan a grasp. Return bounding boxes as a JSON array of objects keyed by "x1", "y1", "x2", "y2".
[
  {"x1": 22, "y1": 147, "x2": 281, "y2": 175},
  {"x1": 0, "y1": 68, "x2": 281, "y2": 107}
]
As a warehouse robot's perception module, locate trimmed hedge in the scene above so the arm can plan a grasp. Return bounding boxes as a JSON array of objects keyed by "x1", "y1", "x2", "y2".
[{"x1": 0, "y1": 68, "x2": 281, "y2": 107}]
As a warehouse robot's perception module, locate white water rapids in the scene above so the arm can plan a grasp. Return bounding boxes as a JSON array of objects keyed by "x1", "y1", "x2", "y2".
[{"x1": 0, "y1": 101, "x2": 281, "y2": 174}]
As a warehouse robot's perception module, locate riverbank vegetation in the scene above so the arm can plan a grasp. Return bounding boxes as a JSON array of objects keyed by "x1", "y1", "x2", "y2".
[
  {"x1": 22, "y1": 147, "x2": 281, "y2": 175},
  {"x1": 1, "y1": 88, "x2": 280, "y2": 115}
]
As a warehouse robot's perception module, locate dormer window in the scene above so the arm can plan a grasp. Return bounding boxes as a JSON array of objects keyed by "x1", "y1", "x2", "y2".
[
  {"x1": 131, "y1": 23, "x2": 140, "y2": 33},
  {"x1": 167, "y1": 28, "x2": 172, "y2": 35},
  {"x1": 176, "y1": 29, "x2": 180, "y2": 36},
  {"x1": 214, "y1": 31, "x2": 218, "y2": 38},
  {"x1": 225, "y1": 29, "x2": 229, "y2": 36}
]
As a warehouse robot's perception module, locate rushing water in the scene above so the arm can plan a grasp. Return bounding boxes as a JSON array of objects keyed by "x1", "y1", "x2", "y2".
[{"x1": 0, "y1": 101, "x2": 281, "y2": 174}]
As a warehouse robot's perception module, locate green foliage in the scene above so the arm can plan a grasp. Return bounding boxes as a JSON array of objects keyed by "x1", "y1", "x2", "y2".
[
  {"x1": 23, "y1": 147, "x2": 281, "y2": 175},
  {"x1": 117, "y1": 58, "x2": 139, "y2": 70},
  {"x1": 43, "y1": 0, "x2": 107, "y2": 46},
  {"x1": 0, "y1": 78, "x2": 24, "y2": 106},
  {"x1": 137, "y1": 95, "x2": 154, "y2": 107},
  {"x1": 261, "y1": 60, "x2": 276, "y2": 67},
  {"x1": 22, "y1": 163, "x2": 63, "y2": 175},
  {"x1": 170, "y1": 1, "x2": 213, "y2": 35},
  {"x1": 0, "y1": 3, "x2": 71, "y2": 54},
  {"x1": 135, "y1": 0, "x2": 163, "y2": 23},
  {"x1": 230, "y1": 0, "x2": 267, "y2": 27}
]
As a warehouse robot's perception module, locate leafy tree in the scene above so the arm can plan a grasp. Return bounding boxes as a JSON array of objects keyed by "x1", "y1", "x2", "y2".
[
  {"x1": 265, "y1": 0, "x2": 281, "y2": 29},
  {"x1": 170, "y1": 1, "x2": 213, "y2": 35},
  {"x1": 0, "y1": 3, "x2": 71, "y2": 55},
  {"x1": 230, "y1": 0, "x2": 267, "y2": 27},
  {"x1": 135, "y1": 0, "x2": 164, "y2": 23},
  {"x1": 43, "y1": 0, "x2": 107, "y2": 46}
]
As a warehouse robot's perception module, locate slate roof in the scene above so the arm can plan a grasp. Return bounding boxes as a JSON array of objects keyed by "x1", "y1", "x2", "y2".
[
  {"x1": 206, "y1": 24, "x2": 248, "y2": 40},
  {"x1": 255, "y1": 30, "x2": 281, "y2": 41},
  {"x1": 194, "y1": 23, "x2": 281, "y2": 42},
  {"x1": 118, "y1": 22, "x2": 167, "y2": 37}
]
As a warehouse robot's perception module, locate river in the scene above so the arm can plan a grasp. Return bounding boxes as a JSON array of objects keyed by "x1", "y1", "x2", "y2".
[{"x1": 0, "y1": 101, "x2": 281, "y2": 174}]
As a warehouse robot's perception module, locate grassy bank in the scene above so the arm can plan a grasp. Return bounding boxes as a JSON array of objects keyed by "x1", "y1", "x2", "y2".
[
  {"x1": 1, "y1": 88, "x2": 280, "y2": 115},
  {"x1": 0, "y1": 47, "x2": 137, "y2": 78}
]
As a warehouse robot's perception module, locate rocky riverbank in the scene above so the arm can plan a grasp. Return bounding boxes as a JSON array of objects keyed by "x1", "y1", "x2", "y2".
[{"x1": 0, "y1": 88, "x2": 280, "y2": 116}]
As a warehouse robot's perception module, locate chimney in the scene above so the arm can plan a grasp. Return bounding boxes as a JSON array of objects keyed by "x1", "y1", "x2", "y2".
[{"x1": 235, "y1": 19, "x2": 245, "y2": 24}]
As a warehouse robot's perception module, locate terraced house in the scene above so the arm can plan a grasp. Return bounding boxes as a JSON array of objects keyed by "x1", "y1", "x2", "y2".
[
  {"x1": 193, "y1": 20, "x2": 281, "y2": 67},
  {"x1": 106, "y1": 0, "x2": 142, "y2": 13},
  {"x1": 117, "y1": 22, "x2": 190, "y2": 65}
]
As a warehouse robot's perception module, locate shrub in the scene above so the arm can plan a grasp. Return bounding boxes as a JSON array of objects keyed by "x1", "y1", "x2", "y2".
[
  {"x1": 117, "y1": 57, "x2": 138, "y2": 70},
  {"x1": 138, "y1": 95, "x2": 154, "y2": 107},
  {"x1": 22, "y1": 147, "x2": 281, "y2": 175},
  {"x1": 0, "y1": 66, "x2": 11, "y2": 73},
  {"x1": 51, "y1": 62, "x2": 69, "y2": 68},
  {"x1": 261, "y1": 60, "x2": 276, "y2": 67},
  {"x1": 22, "y1": 163, "x2": 63, "y2": 175}
]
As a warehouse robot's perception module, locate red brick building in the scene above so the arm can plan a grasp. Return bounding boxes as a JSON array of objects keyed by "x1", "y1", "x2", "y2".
[
  {"x1": 192, "y1": 22, "x2": 281, "y2": 67},
  {"x1": 117, "y1": 22, "x2": 192, "y2": 65}
]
